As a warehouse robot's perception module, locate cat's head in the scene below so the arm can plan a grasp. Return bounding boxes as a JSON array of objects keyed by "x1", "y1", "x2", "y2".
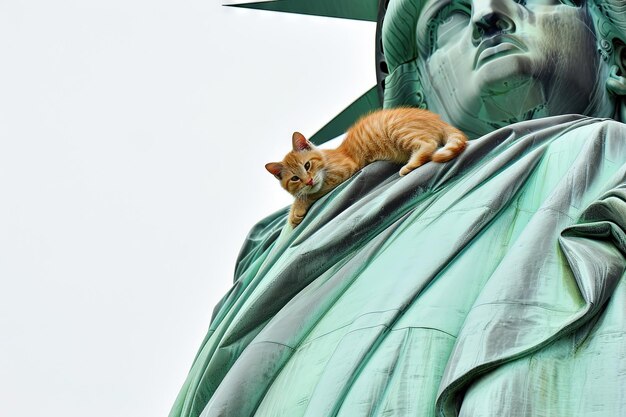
[{"x1": 265, "y1": 132, "x2": 326, "y2": 197}]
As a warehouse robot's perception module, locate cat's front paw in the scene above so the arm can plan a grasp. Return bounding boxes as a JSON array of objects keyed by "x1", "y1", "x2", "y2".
[
  {"x1": 289, "y1": 199, "x2": 310, "y2": 227},
  {"x1": 289, "y1": 211, "x2": 305, "y2": 227}
]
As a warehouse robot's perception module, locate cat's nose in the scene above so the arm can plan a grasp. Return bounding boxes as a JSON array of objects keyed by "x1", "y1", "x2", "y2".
[{"x1": 306, "y1": 178, "x2": 314, "y2": 186}]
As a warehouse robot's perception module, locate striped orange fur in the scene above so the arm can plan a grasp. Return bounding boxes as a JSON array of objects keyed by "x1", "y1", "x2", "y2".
[{"x1": 265, "y1": 107, "x2": 468, "y2": 227}]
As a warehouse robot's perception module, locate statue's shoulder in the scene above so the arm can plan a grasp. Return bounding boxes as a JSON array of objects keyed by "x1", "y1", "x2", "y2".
[
  {"x1": 540, "y1": 116, "x2": 626, "y2": 140},
  {"x1": 566, "y1": 117, "x2": 626, "y2": 136},
  {"x1": 540, "y1": 117, "x2": 626, "y2": 164}
]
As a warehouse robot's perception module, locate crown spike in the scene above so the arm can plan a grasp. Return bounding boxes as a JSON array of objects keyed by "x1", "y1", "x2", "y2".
[{"x1": 224, "y1": 0, "x2": 378, "y2": 22}]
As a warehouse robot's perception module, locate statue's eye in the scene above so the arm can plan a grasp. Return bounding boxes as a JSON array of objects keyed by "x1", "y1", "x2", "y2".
[
  {"x1": 291, "y1": 176, "x2": 300, "y2": 182},
  {"x1": 426, "y1": 4, "x2": 470, "y2": 53},
  {"x1": 304, "y1": 161, "x2": 311, "y2": 170}
]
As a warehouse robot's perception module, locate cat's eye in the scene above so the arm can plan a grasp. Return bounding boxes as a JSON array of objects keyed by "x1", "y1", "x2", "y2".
[
  {"x1": 290, "y1": 176, "x2": 300, "y2": 182},
  {"x1": 304, "y1": 161, "x2": 311, "y2": 170}
]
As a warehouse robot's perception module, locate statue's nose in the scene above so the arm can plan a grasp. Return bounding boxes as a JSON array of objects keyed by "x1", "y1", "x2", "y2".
[{"x1": 471, "y1": 0, "x2": 515, "y2": 44}]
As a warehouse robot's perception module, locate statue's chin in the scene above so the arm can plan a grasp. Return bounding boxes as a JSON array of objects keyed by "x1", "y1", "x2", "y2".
[
  {"x1": 426, "y1": 53, "x2": 553, "y2": 137},
  {"x1": 475, "y1": 64, "x2": 548, "y2": 125}
]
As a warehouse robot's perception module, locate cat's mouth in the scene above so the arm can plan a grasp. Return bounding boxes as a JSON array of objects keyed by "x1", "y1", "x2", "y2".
[
  {"x1": 306, "y1": 172, "x2": 324, "y2": 194},
  {"x1": 308, "y1": 181, "x2": 323, "y2": 194}
]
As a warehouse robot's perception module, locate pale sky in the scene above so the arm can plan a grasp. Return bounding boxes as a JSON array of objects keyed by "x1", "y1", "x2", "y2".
[{"x1": 0, "y1": 1, "x2": 375, "y2": 416}]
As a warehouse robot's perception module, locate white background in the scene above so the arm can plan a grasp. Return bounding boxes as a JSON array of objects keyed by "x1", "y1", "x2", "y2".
[{"x1": 0, "y1": 1, "x2": 374, "y2": 416}]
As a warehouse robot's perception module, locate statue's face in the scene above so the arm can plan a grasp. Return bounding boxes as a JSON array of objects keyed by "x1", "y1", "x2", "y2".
[{"x1": 416, "y1": 0, "x2": 614, "y2": 136}]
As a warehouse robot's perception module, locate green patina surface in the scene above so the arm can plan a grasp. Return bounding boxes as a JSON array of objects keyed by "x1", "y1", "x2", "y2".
[
  {"x1": 172, "y1": 116, "x2": 626, "y2": 417},
  {"x1": 172, "y1": 1, "x2": 626, "y2": 416}
]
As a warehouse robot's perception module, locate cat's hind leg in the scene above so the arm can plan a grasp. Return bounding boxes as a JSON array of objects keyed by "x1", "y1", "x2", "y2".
[
  {"x1": 432, "y1": 129, "x2": 468, "y2": 162},
  {"x1": 399, "y1": 141, "x2": 437, "y2": 176}
]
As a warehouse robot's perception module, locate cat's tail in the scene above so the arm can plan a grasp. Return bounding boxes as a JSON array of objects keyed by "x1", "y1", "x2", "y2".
[{"x1": 431, "y1": 128, "x2": 468, "y2": 162}]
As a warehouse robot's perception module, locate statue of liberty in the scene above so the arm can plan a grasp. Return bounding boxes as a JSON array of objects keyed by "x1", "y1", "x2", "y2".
[{"x1": 171, "y1": 0, "x2": 626, "y2": 416}]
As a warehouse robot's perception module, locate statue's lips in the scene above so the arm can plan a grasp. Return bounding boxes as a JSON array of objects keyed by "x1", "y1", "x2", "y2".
[{"x1": 474, "y1": 35, "x2": 527, "y2": 69}]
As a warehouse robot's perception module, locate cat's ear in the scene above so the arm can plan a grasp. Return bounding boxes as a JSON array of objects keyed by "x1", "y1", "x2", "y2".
[
  {"x1": 265, "y1": 162, "x2": 283, "y2": 179},
  {"x1": 292, "y1": 132, "x2": 312, "y2": 152}
]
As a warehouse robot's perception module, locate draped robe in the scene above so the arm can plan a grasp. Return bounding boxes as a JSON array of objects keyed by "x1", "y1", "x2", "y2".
[{"x1": 171, "y1": 115, "x2": 626, "y2": 417}]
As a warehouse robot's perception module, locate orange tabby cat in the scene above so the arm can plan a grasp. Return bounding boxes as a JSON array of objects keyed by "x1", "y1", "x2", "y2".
[{"x1": 265, "y1": 107, "x2": 468, "y2": 227}]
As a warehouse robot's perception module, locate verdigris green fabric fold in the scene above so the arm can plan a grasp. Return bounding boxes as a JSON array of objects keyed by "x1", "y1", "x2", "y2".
[{"x1": 170, "y1": 115, "x2": 626, "y2": 417}]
